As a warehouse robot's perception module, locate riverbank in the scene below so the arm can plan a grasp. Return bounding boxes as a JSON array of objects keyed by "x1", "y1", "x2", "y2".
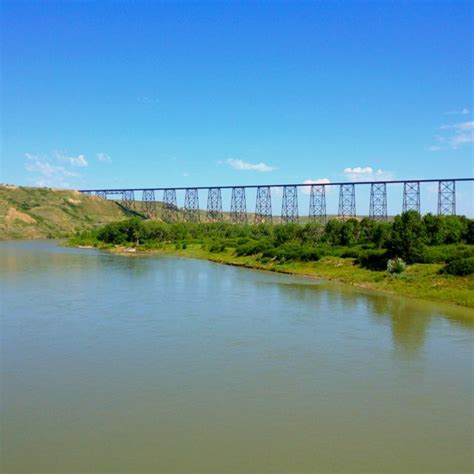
[{"x1": 81, "y1": 242, "x2": 474, "y2": 309}]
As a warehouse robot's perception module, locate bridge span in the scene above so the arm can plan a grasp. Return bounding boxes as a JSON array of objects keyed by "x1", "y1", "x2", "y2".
[{"x1": 79, "y1": 178, "x2": 473, "y2": 224}]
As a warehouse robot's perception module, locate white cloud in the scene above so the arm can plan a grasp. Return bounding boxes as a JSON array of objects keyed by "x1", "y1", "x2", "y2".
[
  {"x1": 344, "y1": 166, "x2": 373, "y2": 175},
  {"x1": 55, "y1": 151, "x2": 88, "y2": 167},
  {"x1": 343, "y1": 166, "x2": 393, "y2": 181},
  {"x1": 25, "y1": 153, "x2": 79, "y2": 188},
  {"x1": 430, "y1": 120, "x2": 474, "y2": 151},
  {"x1": 226, "y1": 158, "x2": 274, "y2": 172},
  {"x1": 97, "y1": 152, "x2": 112, "y2": 163},
  {"x1": 302, "y1": 178, "x2": 330, "y2": 195}
]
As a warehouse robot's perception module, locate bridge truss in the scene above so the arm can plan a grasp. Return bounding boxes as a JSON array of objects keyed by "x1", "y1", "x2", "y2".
[{"x1": 80, "y1": 178, "x2": 472, "y2": 223}]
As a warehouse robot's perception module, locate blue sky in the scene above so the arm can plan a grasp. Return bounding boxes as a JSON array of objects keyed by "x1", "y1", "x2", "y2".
[{"x1": 1, "y1": 0, "x2": 473, "y2": 215}]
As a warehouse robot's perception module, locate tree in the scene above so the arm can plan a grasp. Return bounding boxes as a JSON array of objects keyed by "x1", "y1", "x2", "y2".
[
  {"x1": 466, "y1": 220, "x2": 474, "y2": 245},
  {"x1": 273, "y1": 224, "x2": 301, "y2": 245},
  {"x1": 372, "y1": 222, "x2": 391, "y2": 248},
  {"x1": 387, "y1": 211, "x2": 427, "y2": 263},
  {"x1": 301, "y1": 222, "x2": 325, "y2": 246},
  {"x1": 423, "y1": 213, "x2": 446, "y2": 245},
  {"x1": 324, "y1": 219, "x2": 344, "y2": 245},
  {"x1": 443, "y1": 216, "x2": 467, "y2": 244}
]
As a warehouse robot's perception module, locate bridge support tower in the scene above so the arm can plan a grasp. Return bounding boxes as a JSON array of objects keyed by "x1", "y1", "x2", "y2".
[
  {"x1": 122, "y1": 190, "x2": 135, "y2": 211},
  {"x1": 162, "y1": 189, "x2": 178, "y2": 222},
  {"x1": 403, "y1": 181, "x2": 420, "y2": 214},
  {"x1": 207, "y1": 188, "x2": 223, "y2": 222},
  {"x1": 369, "y1": 183, "x2": 387, "y2": 221},
  {"x1": 142, "y1": 190, "x2": 156, "y2": 218},
  {"x1": 184, "y1": 188, "x2": 200, "y2": 222},
  {"x1": 230, "y1": 187, "x2": 247, "y2": 224},
  {"x1": 309, "y1": 184, "x2": 326, "y2": 223},
  {"x1": 281, "y1": 186, "x2": 298, "y2": 223},
  {"x1": 255, "y1": 186, "x2": 272, "y2": 224},
  {"x1": 338, "y1": 184, "x2": 356, "y2": 220},
  {"x1": 437, "y1": 180, "x2": 456, "y2": 215}
]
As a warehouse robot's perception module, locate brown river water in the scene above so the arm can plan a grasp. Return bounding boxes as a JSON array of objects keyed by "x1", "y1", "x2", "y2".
[{"x1": 1, "y1": 240, "x2": 473, "y2": 473}]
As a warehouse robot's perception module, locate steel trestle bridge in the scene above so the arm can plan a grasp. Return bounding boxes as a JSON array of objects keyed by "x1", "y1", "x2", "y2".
[{"x1": 80, "y1": 178, "x2": 473, "y2": 223}]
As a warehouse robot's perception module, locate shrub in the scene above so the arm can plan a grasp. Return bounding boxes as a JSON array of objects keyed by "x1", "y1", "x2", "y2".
[
  {"x1": 273, "y1": 224, "x2": 301, "y2": 245},
  {"x1": 440, "y1": 257, "x2": 474, "y2": 276},
  {"x1": 301, "y1": 223, "x2": 325, "y2": 246},
  {"x1": 357, "y1": 249, "x2": 388, "y2": 271},
  {"x1": 324, "y1": 220, "x2": 345, "y2": 245},
  {"x1": 209, "y1": 241, "x2": 227, "y2": 253},
  {"x1": 387, "y1": 257, "x2": 406, "y2": 274},
  {"x1": 300, "y1": 247, "x2": 321, "y2": 262},
  {"x1": 267, "y1": 243, "x2": 320, "y2": 263},
  {"x1": 140, "y1": 221, "x2": 169, "y2": 242},
  {"x1": 340, "y1": 248, "x2": 361, "y2": 259},
  {"x1": 420, "y1": 245, "x2": 474, "y2": 264},
  {"x1": 235, "y1": 239, "x2": 274, "y2": 257},
  {"x1": 466, "y1": 221, "x2": 474, "y2": 244},
  {"x1": 443, "y1": 216, "x2": 468, "y2": 244},
  {"x1": 97, "y1": 217, "x2": 144, "y2": 244}
]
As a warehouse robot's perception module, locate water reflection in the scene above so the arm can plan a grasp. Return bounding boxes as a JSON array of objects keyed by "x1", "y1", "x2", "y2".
[{"x1": 268, "y1": 280, "x2": 473, "y2": 356}]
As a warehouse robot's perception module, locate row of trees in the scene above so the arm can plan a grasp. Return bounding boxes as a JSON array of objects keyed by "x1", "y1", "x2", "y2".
[{"x1": 90, "y1": 211, "x2": 473, "y2": 265}]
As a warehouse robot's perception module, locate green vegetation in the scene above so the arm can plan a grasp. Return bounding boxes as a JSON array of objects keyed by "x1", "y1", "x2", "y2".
[
  {"x1": 0, "y1": 185, "x2": 131, "y2": 239},
  {"x1": 440, "y1": 257, "x2": 474, "y2": 276},
  {"x1": 70, "y1": 211, "x2": 474, "y2": 308}
]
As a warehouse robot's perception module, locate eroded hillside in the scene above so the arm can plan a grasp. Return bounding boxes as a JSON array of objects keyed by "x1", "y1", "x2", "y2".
[{"x1": 0, "y1": 185, "x2": 130, "y2": 239}]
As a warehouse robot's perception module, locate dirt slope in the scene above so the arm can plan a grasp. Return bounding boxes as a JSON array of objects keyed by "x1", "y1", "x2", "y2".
[{"x1": 0, "y1": 185, "x2": 130, "y2": 239}]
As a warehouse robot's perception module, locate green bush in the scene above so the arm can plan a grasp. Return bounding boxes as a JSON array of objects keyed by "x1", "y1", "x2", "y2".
[
  {"x1": 340, "y1": 248, "x2": 361, "y2": 259},
  {"x1": 262, "y1": 243, "x2": 320, "y2": 263},
  {"x1": 209, "y1": 241, "x2": 227, "y2": 253},
  {"x1": 97, "y1": 217, "x2": 144, "y2": 244},
  {"x1": 440, "y1": 257, "x2": 474, "y2": 276},
  {"x1": 420, "y1": 244, "x2": 474, "y2": 263},
  {"x1": 235, "y1": 239, "x2": 274, "y2": 257},
  {"x1": 301, "y1": 223, "x2": 325, "y2": 245},
  {"x1": 387, "y1": 257, "x2": 406, "y2": 274},
  {"x1": 357, "y1": 249, "x2": 388, "y2": 271}
]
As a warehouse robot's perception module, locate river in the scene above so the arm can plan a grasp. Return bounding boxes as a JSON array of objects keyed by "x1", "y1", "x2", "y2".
[{"x1": 1, "y1": 240, "x2": 473, "y2": 473}]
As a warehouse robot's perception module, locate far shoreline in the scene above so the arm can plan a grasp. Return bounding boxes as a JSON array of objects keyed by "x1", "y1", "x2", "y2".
[{"x1": 66, "y1": 241, "x2": 474, "y2": 311}]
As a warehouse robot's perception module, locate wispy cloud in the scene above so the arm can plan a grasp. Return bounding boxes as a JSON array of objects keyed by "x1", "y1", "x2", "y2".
[
  {"x1": 440, "y1": 121, "x2": 474, "y2": 131},
  {"x1": 25, "y1": 153, "x2": 79, "y2": 188},
  {"x1": 137, "y1": 96, "x2": 159, "y2": 105},
  {"x1": 445, "y1": 108, "x2": 470, "y2": 115},
  {"x1": 343, "y1": 166, "x2": 393, "y2": 181},
  {"x1": 430, "y1": 120, "x2": 474, "y2": 151},
  {"x1": 226, "y1": 158, "x2": 275, "y2": 172},
  {"x1": 55, "y1": 151, "x2": 88, "y2": 167},
  {"x1": 97, "y1": 152, "x2": 112, "y2": 163}
]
